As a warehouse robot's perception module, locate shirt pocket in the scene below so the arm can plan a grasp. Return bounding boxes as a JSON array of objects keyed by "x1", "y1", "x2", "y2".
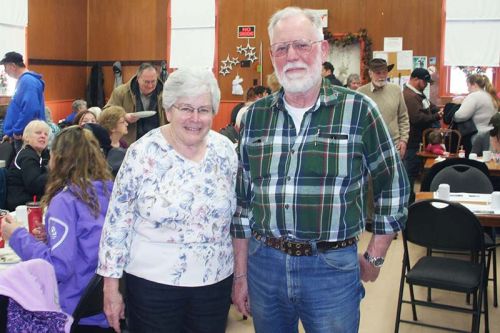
[
  {"x1": 301, "y1": 132, "x2": 359, "y2": 178},
  {"x1": 245, "y1": 137, "x2": 275, "y2": 181}
]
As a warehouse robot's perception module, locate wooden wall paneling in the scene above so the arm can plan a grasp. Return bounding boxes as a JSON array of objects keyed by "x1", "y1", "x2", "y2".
[
  {"x1": 28, "y1": 0, "x2": 87, "y2": 60},
  {"x1": 31, "y1": 65, "x2": 87, "y2": 105},
  {"x1": 46, "y1": 99, "x2": 74, "y2": 123}
]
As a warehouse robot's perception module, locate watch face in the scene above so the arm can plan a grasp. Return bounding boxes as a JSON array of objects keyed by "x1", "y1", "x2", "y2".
[{"x1": 373, "y1": 257, "x2": 384, "y2": 267}]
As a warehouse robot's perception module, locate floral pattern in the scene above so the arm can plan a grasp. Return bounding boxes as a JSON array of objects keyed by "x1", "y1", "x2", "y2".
[{"x1": 98, "y1": 128, "x2": 238, "y2": 286}]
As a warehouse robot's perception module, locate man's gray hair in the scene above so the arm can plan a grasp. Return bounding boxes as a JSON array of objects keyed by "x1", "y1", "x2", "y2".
[
  {"x1": 267, "y1": 7, "x2": 324, "y2": 42},
  {"x1": 71, "y1": 99, "x2": 87, "y2": 112},
  {"x1": 137, "y1": 62, "x2": 157, "y2": 77},
  {"x1": 162, "y1": 68, "x2": 221, "y2": 115}
]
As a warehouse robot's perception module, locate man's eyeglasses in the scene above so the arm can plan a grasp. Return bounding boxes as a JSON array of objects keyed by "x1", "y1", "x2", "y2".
[
  {"x1": 270, "y1": 39, "x2": 322, "y2": 58},
  {"x1": 172, "y1": 104, "x2": 212, "y2": 117}
]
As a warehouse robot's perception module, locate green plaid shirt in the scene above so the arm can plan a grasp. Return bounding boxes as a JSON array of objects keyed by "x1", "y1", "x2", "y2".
[{"x1": 231, "y1": 81, "x2": 409, "y2": 241}]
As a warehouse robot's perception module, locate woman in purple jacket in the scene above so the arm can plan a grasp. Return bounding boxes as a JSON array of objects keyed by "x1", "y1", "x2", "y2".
[{"x1": 1, "y1": 125, "x2": 114, "y2": 332}]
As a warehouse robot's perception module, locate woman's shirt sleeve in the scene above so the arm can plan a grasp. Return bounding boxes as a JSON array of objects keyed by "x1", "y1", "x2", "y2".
[{"x1": 97, "y1": 146, "x2": 140, "y2": 278}]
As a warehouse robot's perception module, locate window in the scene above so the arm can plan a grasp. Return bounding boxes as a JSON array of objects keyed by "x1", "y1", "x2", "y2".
[{"x1": 448, "y1": 67, "x2": 496, "y2": 95}]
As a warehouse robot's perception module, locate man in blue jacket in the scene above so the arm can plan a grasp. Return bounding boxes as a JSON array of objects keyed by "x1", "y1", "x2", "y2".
[{"x1": 1, "y1": 51, "x2": 46, "y2": 151}]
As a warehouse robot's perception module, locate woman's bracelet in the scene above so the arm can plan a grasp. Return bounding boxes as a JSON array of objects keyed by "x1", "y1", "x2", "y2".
[{"x1": 234, "y1": 273, "x2": 247, "y2": 279}]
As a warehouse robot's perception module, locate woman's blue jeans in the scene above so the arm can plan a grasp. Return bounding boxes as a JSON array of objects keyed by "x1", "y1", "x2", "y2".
[{"x1": 247, "y1": 237, "x2": 365, "y2": 333}]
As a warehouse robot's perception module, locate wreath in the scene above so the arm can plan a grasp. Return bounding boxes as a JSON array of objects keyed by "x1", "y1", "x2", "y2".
[
  {"x1": 323, "y1": 29, "x2": 373, "y2": 82},
  {"x1": 458, "y1": 66, "x2": 488, "y2": 77}
]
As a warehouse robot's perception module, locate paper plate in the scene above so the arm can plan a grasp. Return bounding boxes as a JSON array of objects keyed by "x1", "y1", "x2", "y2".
[{"x1": 134, "y1": 111, "x2": 157, "y2": 118}]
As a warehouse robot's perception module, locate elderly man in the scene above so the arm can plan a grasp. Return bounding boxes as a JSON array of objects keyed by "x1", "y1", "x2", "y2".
[
  {"x1": 403, "y1": 68, "x2": 442, "y2": 202},
  {"x1": 358, "y1": 59, "x2": 409, "y2": 158},
  {"x1": 1, "y1": 52, "x2": 45, "y2": 151},
  {"x1": 231, "y1": 7, "x2": 409, "y2": 333},
  {"x1": 105, "y1": 62, "x2": 166, "y2": 144}
]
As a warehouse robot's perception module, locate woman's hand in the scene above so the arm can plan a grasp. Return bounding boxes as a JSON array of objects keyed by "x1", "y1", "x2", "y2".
[
  {"x1": 32, "y1": 225, "x2": 47, "y2": 243},
  {"x1": 1, "y1": 214, "x2": 23, "y2": 242},
  {"x1": 103, "y1": 277, "x2": 125, "y2": 333}
]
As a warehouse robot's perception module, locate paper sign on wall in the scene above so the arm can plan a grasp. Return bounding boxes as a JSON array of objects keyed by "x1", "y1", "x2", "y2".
[
  {"x1": 384, "y1": 37, "x2": 403, "y2": 52},
  {"x1": 237, "y1": 26, "x2": 255, "y2": 38}
]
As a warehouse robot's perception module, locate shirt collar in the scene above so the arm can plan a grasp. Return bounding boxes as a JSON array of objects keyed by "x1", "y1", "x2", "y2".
[{"x1": 405, "y1": 82, "x2": 425, "y2": 96}]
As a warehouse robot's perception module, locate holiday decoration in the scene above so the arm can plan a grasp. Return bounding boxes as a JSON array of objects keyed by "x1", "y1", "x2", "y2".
[{"x1": 220, "y1": 39, "x2": 259, "y2": 76}]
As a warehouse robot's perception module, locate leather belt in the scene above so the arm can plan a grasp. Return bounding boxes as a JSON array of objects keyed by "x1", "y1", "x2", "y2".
[{"x1": 252, "y1": 231, "x2": 357, "y2": 256}]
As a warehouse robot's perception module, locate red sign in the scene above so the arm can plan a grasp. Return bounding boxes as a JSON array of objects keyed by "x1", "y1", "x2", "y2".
[{"x1": 237, "y1": 25, "x2": 256, "y2": 38}]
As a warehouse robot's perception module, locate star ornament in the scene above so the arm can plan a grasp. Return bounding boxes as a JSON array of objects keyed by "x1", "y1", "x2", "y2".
[
  {"x1": 246, "y1": 51, "x2": 258, "y2": 63},
  {"x1": 236, "y1": 45, "x2": 245, "y2": 54},
  {"x1": 230, "y1": 57, "x2": 239, "y2": 66},
  {"x1": 219, "y1": 66, "x2": 230, "y2": 76},
  {"x1": 221, "y1": 55, "x2": 231, "y2": 68},
  {"x1": 242, "y1": 41, "x2": 256, "y2": 56}
]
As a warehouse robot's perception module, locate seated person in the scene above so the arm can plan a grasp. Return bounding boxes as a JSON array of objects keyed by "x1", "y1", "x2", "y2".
[
  {"x1": 472, "y1": 112, "x2": 500, "y2": 155},
  {"x1": 425, "y1": 129, "x2": 445, "y2": 155},
  {"x1": 6, "y1": 120, "x2": 49, "y2": 211},
  {"x1": 58, "y1": 99, "x2": 87, "y2": 129},
  {"x1": 74, "y1": 110, "x2": 97, "y2": 126},
  {"x1": 1, "y1": 125, "x2": 114, "y2": 331},
  {"x1": 98, "y1": 106, "x2": 129, "y2": 149},
  {"x1": 84, "y1": 123, "x2": 125, "y2": 176}
]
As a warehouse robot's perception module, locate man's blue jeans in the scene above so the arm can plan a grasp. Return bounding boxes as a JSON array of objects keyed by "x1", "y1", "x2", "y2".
[{"x1": 247, "y1": 237, "x2": 365, "y2": 333}]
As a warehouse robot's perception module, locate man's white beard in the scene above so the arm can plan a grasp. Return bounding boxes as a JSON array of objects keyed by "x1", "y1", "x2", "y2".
[
  {"x1": 276, "y1": 59, "x2": 323, "y2": 94},
  {"x1": 372, "y1": 79, "x2": 387, "y2": 88}
]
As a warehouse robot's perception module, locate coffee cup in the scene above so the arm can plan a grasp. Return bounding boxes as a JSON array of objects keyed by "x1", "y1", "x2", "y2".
[
  {"x1": 483, "y1": 150, "x2": 492, "y2": 162},
  {"x1": 437, "y1": 183, "x2": 450, "y2": 201},
  {"x1": 15, "y1": 205, "x2": 28, "y2": 228},
  {"x1": 491, "y1": 192, "x2": 500, "y2": 210},
  {"x1": 469, "y1": 153, "x2": 478, "y2": 160}
]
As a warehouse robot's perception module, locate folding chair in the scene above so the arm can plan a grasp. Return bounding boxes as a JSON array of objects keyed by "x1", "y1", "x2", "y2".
[{"x1": 394, "y1": 199, "x2": 489, "y2": 333}]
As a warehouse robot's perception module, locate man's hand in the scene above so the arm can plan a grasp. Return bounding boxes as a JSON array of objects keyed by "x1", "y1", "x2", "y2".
[
  {"x1": 103, "y1": 277, "x2": 126, "y2": 333},
  {"x1": 358, "y1": 253, "x2": 381, "y2": 282},
  {"x1": 397, "y1": 141, "x2": 407, "y2": 159},
  {"x1": 124, "y1": 113, "x2": 140, "y2": 124},
  {"x1": 1, "y1": 135, "x2": 10, "y2": 143},
  {"x1": 232, "y1": 276, "x2": 251, "y2": 317}
]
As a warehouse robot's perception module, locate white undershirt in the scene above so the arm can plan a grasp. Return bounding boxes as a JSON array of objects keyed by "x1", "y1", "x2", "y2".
[{"x1": 284, "y1": 98, "x2": 320, "y2": 131}]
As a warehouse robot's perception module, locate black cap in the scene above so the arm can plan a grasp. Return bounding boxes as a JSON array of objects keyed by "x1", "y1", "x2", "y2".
[
  {"x1": 0, "y1": 51, "x2": 24, "y2": 65},
  {"x1": 489, "y1": 113, "x2": 500, "y2": 129},
  {"x1": 411, "y1": 68, "x2": 433, "y2": 83}
]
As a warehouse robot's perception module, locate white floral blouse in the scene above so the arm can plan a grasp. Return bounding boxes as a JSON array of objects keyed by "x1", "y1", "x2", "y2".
[{"x1": 97, "y1": 128, "x2": 238, "y2": 287}]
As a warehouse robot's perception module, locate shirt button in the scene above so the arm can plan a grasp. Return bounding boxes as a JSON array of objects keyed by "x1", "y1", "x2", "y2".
[
  {"x1": 291, "y1": 149, "x2": 295, "y2": 154},
  {"x1": 285, "y1": 204, "x2": 289, "y2": 209},
  {"x1": 286, "y1": 176, "x2": 291, "y2": 181}
]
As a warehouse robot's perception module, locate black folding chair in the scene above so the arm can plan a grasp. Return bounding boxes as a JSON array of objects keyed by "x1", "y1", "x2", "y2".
[{"x1": 394, "y1": 199, "x2": 489, "y2": 333}]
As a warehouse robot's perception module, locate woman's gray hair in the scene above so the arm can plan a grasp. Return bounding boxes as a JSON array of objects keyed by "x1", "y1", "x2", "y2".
[
  {"x1": 268, "y1": 7, "x2": 324, "y2": 42},
  {"x1": 346, "y1": 74, "x2": 361, "y2": 86},
  {"x1": 162, "y1": 68, "x2": 221, "y2": 115}
]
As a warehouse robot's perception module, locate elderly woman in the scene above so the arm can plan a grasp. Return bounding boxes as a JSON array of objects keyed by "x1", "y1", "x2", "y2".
[
  {"x1": 6, "y1": 120, "x2": 49, "y2": 211},
  {"x1": 98, "y1": 68, "x2": 238, "y2": 333},
  {"x1": 98, "y1": 106, "x2": 129, "y2": 149},
  {"x1": 346, "y1": 73, "x2": 361, "y2": 90}
]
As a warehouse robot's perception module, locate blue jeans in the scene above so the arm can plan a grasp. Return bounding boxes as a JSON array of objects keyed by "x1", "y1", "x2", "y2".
[
  {"x1": 125, "y1": 273, "x2": 232, "y2": 333},
  {"x1": 247, "y1": 237, "x2": 365, "y2": 333}
]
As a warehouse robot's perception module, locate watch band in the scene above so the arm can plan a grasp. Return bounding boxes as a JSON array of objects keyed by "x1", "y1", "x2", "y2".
[{"x1": 363, "y1": 251, "x2": 385, "y2": 268}]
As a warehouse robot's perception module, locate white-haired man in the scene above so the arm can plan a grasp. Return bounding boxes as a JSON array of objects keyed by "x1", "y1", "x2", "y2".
[{"x1": 231, "y1": 6, "x2": 409, "y2": 333}]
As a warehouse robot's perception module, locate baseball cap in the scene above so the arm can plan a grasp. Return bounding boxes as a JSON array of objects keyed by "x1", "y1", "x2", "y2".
[
  {"x1": 0, "y1": 51, "x2": 24, "y2": 65},
  {"x1": 411, "y1": 68, "x2": 433, "y2": 83}
]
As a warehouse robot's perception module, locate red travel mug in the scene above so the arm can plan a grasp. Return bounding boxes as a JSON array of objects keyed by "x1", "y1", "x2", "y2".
[
  {"x1": 0, "y1": 209, "x2": 8, "y2": 248},
  {"x1": 27, "y1": 202, "x2": 43, "y2": 234}
]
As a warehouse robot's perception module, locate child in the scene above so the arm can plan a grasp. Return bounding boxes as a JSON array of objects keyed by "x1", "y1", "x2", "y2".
[
  {"x1": 426, "y1": 129, "x2": 446, "y2": 155},
  {"x1": 1, "y1": 126, "x2": 115, "y2": 332}
]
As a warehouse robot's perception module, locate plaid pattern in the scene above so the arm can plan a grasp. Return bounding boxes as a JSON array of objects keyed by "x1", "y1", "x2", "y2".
[{"x1": 231, "y1": 80, "x2": 409, "y2": 241}]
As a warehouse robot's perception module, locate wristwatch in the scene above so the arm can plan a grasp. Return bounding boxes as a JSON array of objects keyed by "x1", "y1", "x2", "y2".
[{"x1": 363, "y1": 251, "x2": 385, "y2": 268}]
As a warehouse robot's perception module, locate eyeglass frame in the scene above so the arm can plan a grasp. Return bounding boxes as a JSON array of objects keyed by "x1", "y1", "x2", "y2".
[
  {"x1": 270, "y1": 39, "x2": 323, "y2": 58},
  {"x1": 171, "y1": 104, "x2": 213, "y2": 117}
]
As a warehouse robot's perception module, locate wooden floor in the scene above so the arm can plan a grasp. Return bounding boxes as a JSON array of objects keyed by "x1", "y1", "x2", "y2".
[{"x1": 226, "y1": 232, "x2": 500, "y2": 333}]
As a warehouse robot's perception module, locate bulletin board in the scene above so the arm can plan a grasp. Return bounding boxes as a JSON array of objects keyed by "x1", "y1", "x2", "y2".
[{"x1": 386, "y1": 52, "x2": 412, "y2": 81}]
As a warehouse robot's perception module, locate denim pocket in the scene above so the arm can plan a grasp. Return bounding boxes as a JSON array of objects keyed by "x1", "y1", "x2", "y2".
[
  {"x1": 248, "y1": 237, "x2": 263, "y2": 256},
  {"x1": 319, "y1": 245, "x2": 359, "y2": 271}
]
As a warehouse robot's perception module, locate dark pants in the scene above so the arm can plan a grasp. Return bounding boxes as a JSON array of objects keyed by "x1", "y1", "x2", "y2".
[
  {"x1": 125, "y1": 273, "x2": 232, "y2": 333},
  {"x1": 403, "y1": 148, "x2": 422, "y2": 204},
  {"x1": 73, "y1": 325, "x2": 116, "y2": 333}
]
